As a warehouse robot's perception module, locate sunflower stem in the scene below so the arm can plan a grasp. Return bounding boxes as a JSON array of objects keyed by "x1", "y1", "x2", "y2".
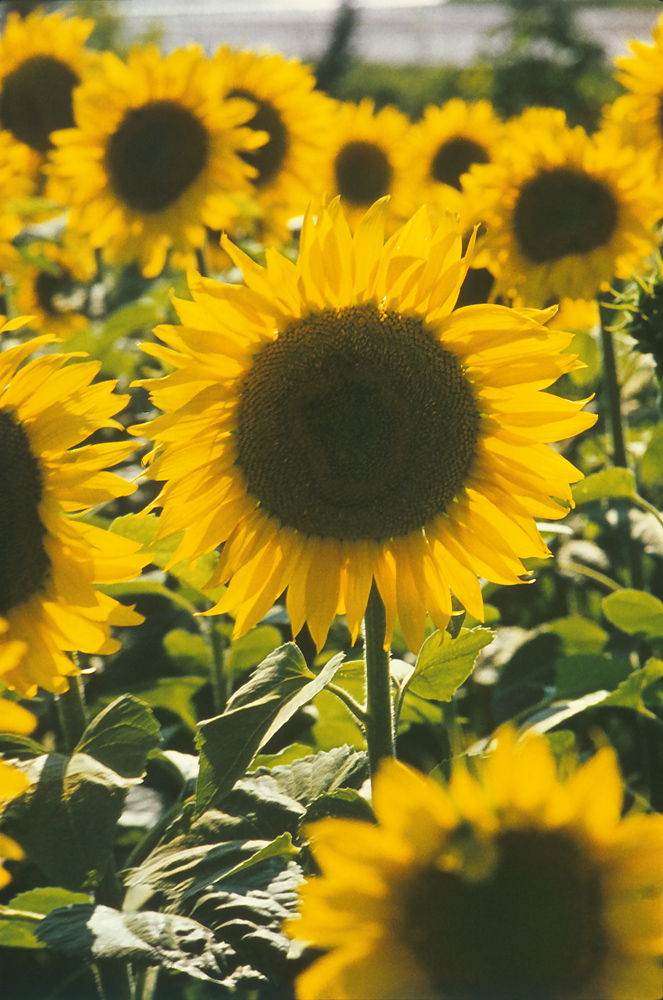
[
  {"x1": 195, "y1": 247, "x2": 208, "y2": 278},
  {"x1": 209, "y1": 625, "x2": 229, "y2": 714},
  {"x1": 55, "y1": 671, "x2": 88, "y2": 753},
  {"x1": 598, "y1": 299, "x2": 627, "y2": 469},
  {"x1": 363, "y1": 581, "x2": 394, "y2": 777}
]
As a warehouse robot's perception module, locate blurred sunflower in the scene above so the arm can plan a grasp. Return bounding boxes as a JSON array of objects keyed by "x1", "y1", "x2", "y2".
[
  {"x1": 213, "y1": 47, "x2": 334, "y2": 244},
  {"x1": 46, "y1": 45, "x2": 264, "y2": 277},
  {"x1": 405, "y1": 99, "x2": 503, "y2": 223},
  {"x1": 613, "y1": 14, "x2": 663, "y2": 174},
  {"x1": 0, "y1": 317, "x2": 147, "y2": 696},
  {"x1": 134, "y1": 198, "x2": 594, "y2": 653},
  {"x1": 6, "y1": 236, "x2": 96, "y2": 338},
  {"x1": 463, "y1": 108, "x2": 659, "y2": 307},
  {"x1": 287, "y1": 726, "x2": 663, "y2": 1000},
  {"x1": 322, "y1": 99, "x2": 412, "y2": 231},
  {"x1": 0, "y1": 8, "x2": 97, "y2": 157}
]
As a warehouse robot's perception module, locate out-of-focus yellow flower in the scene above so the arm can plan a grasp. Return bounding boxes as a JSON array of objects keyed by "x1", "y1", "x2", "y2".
[
  {"x1": 464, "y1": 107, "x2": 659, "y2": 307},
  {"x1": 0, "y1": 317, "x2": 147, "y2": 696},
  {"x1": 47, "y1": 44, "x2": 264, "y2": 277},
  {"x1": 287, "y1": 726, "x2": 663, "y2": 1000}
]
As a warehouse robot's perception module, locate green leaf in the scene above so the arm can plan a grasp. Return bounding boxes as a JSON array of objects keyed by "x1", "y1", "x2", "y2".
[
  {"x1": 224, "y1": 625, "x2": 284, "y2": 679},
  {"x1": 216, "y1": 831, "x2": 299, "y2": 882},
  {"x1": 602, "y1": 590, "x2": 663, "y2": 639},
  {"x1": 253, "y1": 746, "x2": 369, "y2": 804},
  {"x1": 555, "y1": 654, "x2": 630, "y2": 701},
  {"x1": 546, "y1": 616, "x2": 608, "y2": 655},
  {"x1": 35, "y1": 904, "x2": 237, "y2": 983},
  {"x1": 406, "y1": 627, "x2": 493, "y2": 702},
  {"x1": 195, "y1": 644, "x2": 344, "y2": 812},
  {"x1": 600, "y1": 658, "x2": 663, "y2": 718},
  {"x1": 639, "y1": 425, "x2": 663, "y2": 490},
  {"x1": 572, "y1": 467, "x2": 637, "y2": 505},
  {"x1": 76, "y1": 695, "x2": 161, "y2": 779},
  {"x1": 3, "y1": 753, "x2": 135, "y2": 891},
  {"x1": 0, "y1": 888, "x2": 90, "y2": 949},
  {"x1": 307, "y1": 661, "x2": 366, "y2": 753},
  {"x1": 303, "y1": 788, "x2": 375, "y2": 825},
  {"x1": 135, "y1": 677, "x2": 207, "y2": 732},
  {"x1": 163, "y1": 629, "x2": 213, "y2": 674}
]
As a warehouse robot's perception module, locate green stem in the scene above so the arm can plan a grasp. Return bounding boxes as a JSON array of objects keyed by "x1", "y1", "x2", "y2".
[
  {"x1": 566, "y1": 560, "x2": 623, "y2": 592},
  {"x1": 326, "y1": 683, "x2": 369, "y2": 726},
  {"x1": 134, "y1": 967, "x2": 160, "y2": 1000},
  {"x1": 635, "y1": 495, "x2": 663, "y2": 534},
  {"x1": 363, "y1": 581, "x2": 394, "y2": 777},
  {"x1": 55, "y1": 672, "x2": 88, "y2": 753},
  {"x1": 195, "y1": 247, "x2": 208, "y2": 278},
  {"x1": 599, "y1": 302, "x2": 627, "y2": 469},
  {"x1": 93, "y1": 961, "x2": 134, "y2": 1000},
  {"x1": 208, "y1": 624, "x2": 229, "y2": 714}
]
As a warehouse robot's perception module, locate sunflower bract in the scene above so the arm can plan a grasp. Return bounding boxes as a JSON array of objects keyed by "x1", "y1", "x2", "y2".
[
  {"x1": 134, "y1": 197, "x2": 595, "y2": 653},
  {"x1": 286, "y1": 726, "x2": 663, "y2": 1000}
]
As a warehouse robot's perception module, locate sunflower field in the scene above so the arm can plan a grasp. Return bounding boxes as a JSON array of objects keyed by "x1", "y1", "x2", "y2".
[{"x1": 3, "y1": 0, "x2": 663, "y2": 997}]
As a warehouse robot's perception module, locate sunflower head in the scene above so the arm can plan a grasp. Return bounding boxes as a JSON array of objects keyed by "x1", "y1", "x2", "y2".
[
  {"x1": 46, "y1": 44, "x2": 264, "y2": 277},
  {"x1": 0, "y1": 317, "x2": 147, "y2": 695},
  {"x1": 464, "y1": 107, "x2": 660, "y2": 307},
  {"x1": 612, "y1": 13, "x2": 663, "y2": 172},
  {"x1": 134, "y1": 197, "x2": 594, "y2": 653},
  {"x1": 322, "y1": 99, "x2": 412, "y2": 232},
  {"x1": 6, "y1": 236, "x2": 96, "y2": 337},
  {"x1": 405, "y1": 99, "x2": 504, "y2": 224},
  {"x1": 0, "y1": 9, "x2": 97, "y2": 156},
  {"x1": 214, "y1": 47, "x2": 335, "y2": 244},
  {"x1": 287, "y1": 725, "x2": 663, "y2": 1000}
]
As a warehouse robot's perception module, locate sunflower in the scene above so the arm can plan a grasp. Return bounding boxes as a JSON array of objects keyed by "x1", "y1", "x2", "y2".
[
  {"x1": 321, "y1": 99, "x2": 412, "y2": 232},
  {"x1": 0, "y1": 127, "x2": 41, "y2": 272},
  {"x1": 287, "y1": 726, "x2": 663, "y2": 1000},
  {"x1": 0, "y1": 8, "x2": 97, "y2": 158},
  {"x1": 0, "y1": 316, "x2": 147, "y2": 696},
  {"x1": 405, "y1": 99, "x2": 503, "y2": 224},
  {"x1": 463, "y1": 107, "x2": 659, "y2": 307},
  {"x1": 46, "y1": 44, "x2": 264, "y2": 278},
  {"x1": 612, "y1": 14, "x2": 663, "y2": 175},
  {"x1": 6, "y1": 236, "x2": 96, "y2": 338},
  {"x1": 134, "y1": 198, "x2": 594, "y2": 653},
  {"x1": 212, "y1": 47, "x2": 334, "y2": 245}
]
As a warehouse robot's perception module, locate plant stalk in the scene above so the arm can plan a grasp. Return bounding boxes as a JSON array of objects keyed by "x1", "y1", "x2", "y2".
[
  {"x1": 363, "y1": 581, "x2": 394, "y2": 777},
  {"x1": 599, "y1": 301, "x2": 627, "y2": 469},
  {"x1": 55, "y1": 672, "x2": 88, "y2": 753}
]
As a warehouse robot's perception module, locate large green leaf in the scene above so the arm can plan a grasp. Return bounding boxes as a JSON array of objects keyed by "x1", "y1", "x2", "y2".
[
  {"x1": 406, "y1": 627, "x2": 493, "y2": 702},
  {"x1": 134, "y1": 677, "x2": 207, "y2": 732},
  {"x1": 555, "y1": 654, "x2": 630, "y2": 701},
  {"x1": 75, "y1": 695, "x2": 161, "y2": 779},
  {"x1": 0, "y1": 888, "x2": 90, "y2": 949},
  {"x1": 195, "y1": 644, "x2": 344, "y2": 812},
  {"x1": 546, "y1": 616, "x2": 608, "y2": 655},
  {"x1": 253, "y1": 746, "x2": 368, "y2": 804},
  {"x1": 572, "y1": 467, "x2": 637, "y2": 505},
  {"x1": 600, "y1": 658, "x2": 663, "y2": 718},
  {"x1": 3, "y1": 752, "x2": 135, "y2": 891},
  {"x1": 602, "y1": 590, "x2": 663, "y2": 640}
]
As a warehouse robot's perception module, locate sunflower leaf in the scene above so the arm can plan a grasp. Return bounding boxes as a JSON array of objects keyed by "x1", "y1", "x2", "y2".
[
  {"x1": 75, "y1": 695, "x2": 161, "y2": 779},
  {"x1": 572, "y1": 467, "x2": 637, "y2": 505},
  {"x1": 0, "y1": 888, "x2": 90, "y2": 949},
  {"x1": 195, "y1": 644, "x2": 344, "y2": 813},
  {"x1": 602, "y1": 590, "x2": 663, "y2": 640},
  {"x1": 406, "y1": 627, "x2": 494, "y2": 702}
]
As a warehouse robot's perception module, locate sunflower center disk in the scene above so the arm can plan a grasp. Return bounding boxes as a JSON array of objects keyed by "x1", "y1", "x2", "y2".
[
  {"x1": 0, "y1": 409, "x2": 50, "y2": 615},
  {"x1": 236, "y1": 305, "x2": 479, "y2": 540},
  {"x1": 513, "y1": 167, "x2": 617, "y2": 264},
  {"x1": 230, "y1": 89, "x2": 288, "y2": 188},
  {"x1": 405, "y1": 828, "x2": 605, "y2": 999},
  {"x1": 0, "y1": 55, "x2": 78, "y2": 153},
  {"x1": 334, "y1": 141, "x2": 393, "y2": 206},
  {"x1": 431, "y1": 137, "x2": 489, "y2": 191},
  {"x1": 106, "y1": 100, "x2": 209, "y2": 214}
]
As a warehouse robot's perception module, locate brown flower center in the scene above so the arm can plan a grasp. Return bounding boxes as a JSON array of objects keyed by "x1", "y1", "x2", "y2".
[
  {"x1": 0, "y1": 55, "x2": 78, "y2": 153},
  {"x1": 106, "y1": 100, "x2": 209, "y2": 214},
  {"x1": 334, "y1": 141, "x2": 392, "y2": 206},
  {"x1": 513, "y1": 167, "x2": 618, "y2": 265},
  {"x1": 235, "y1": 304, "x2": 479, "y2": 540},
  {"x1": 0, "y1": 409, "x2": 50, "y2": 614},
  {"x1": 230, "y1": 89, "x2": 288, "y2": 189},
  {"x1": 431, "y1": 137, "x2": 489, "y2": 191},
  {"x1": 404, "y1": 827, "x2": 606, "y2": 999},
  {"x1": 35, "y1": 267, "x2": 74, "y2": 316}
]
